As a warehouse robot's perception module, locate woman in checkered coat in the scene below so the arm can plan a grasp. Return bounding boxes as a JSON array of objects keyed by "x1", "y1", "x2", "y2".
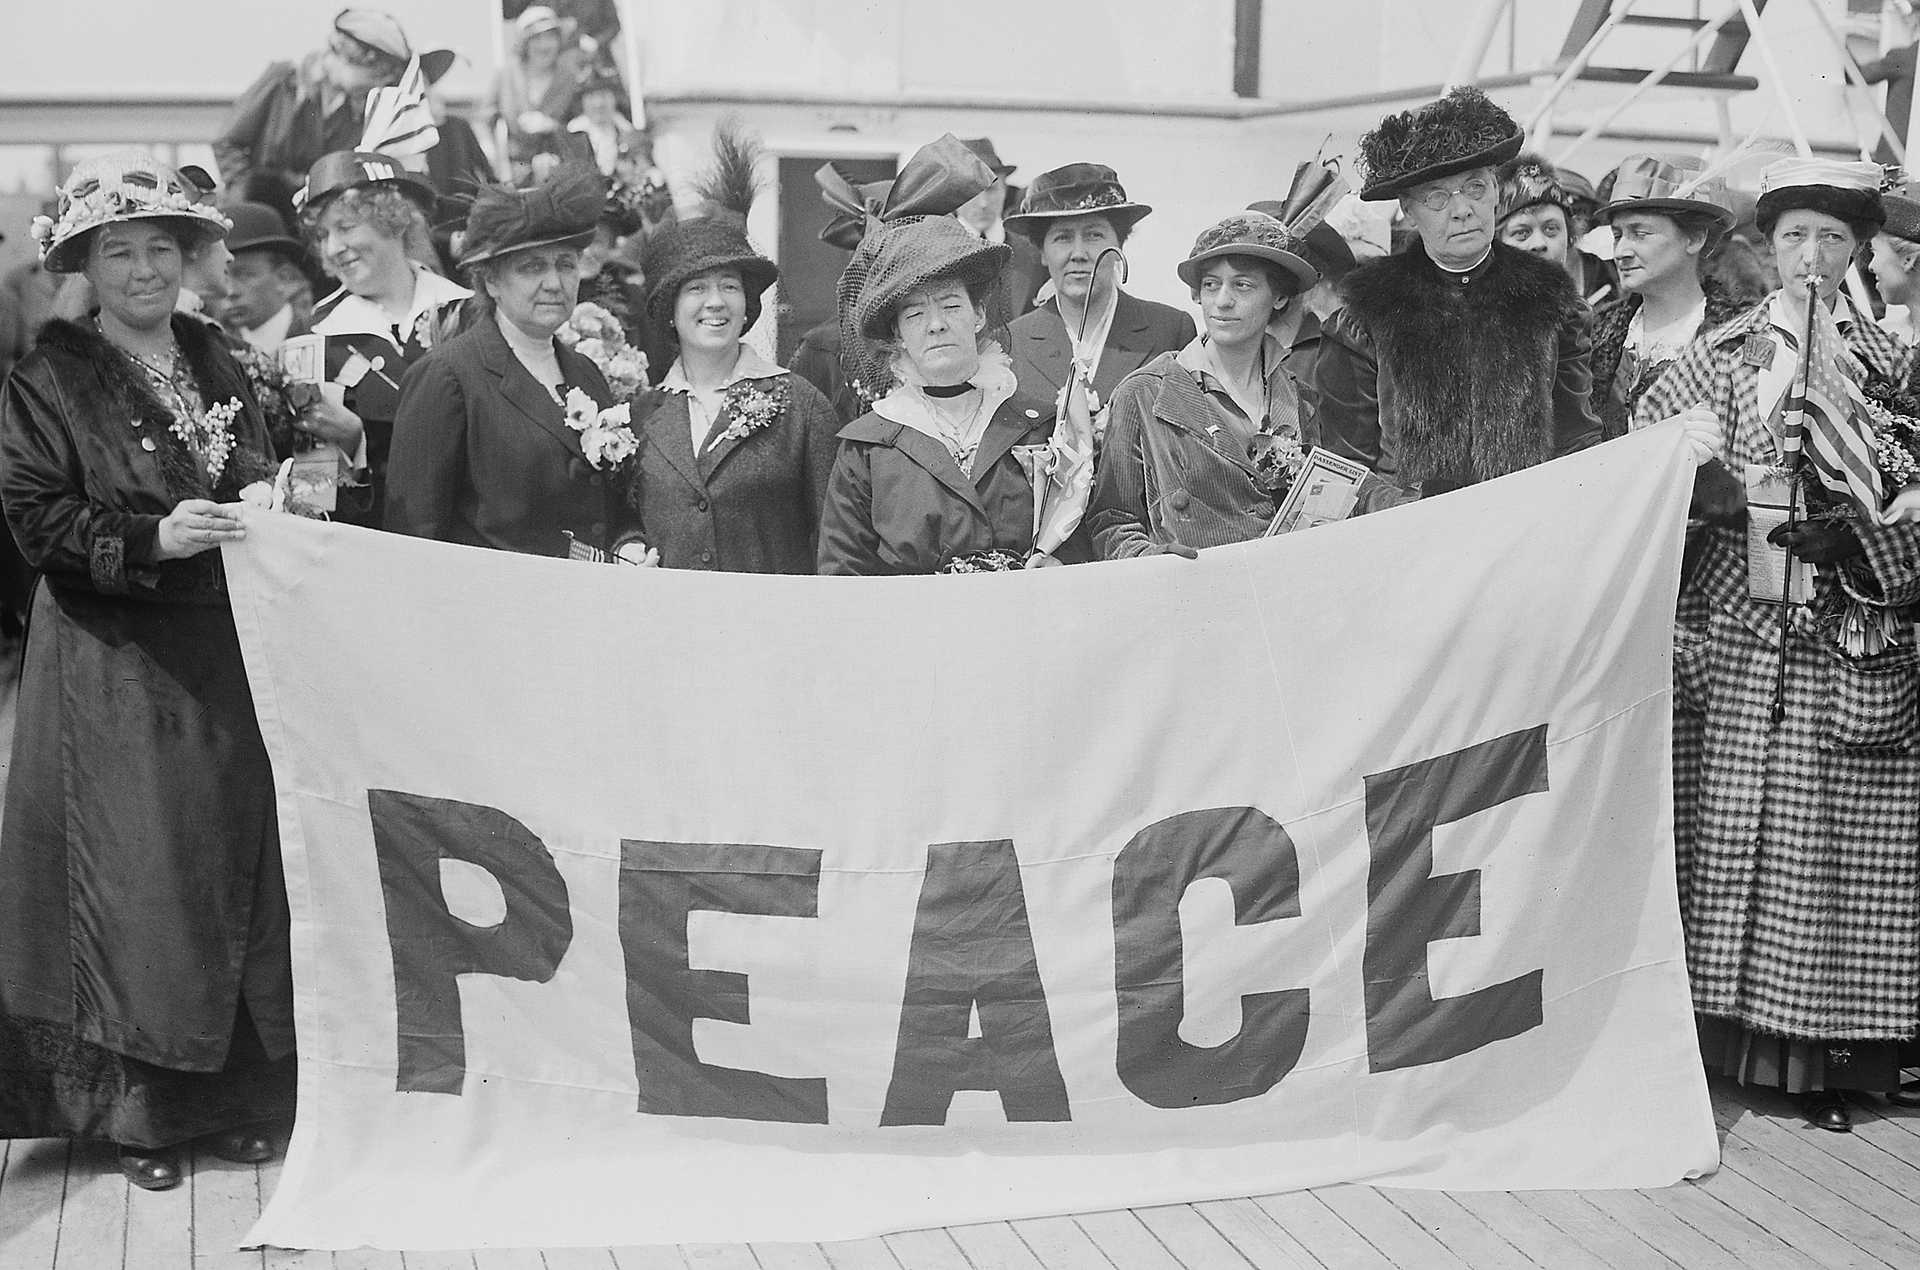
[{"x1": 1635, "y1": 159, "x2": 1920, "y2": 1133}]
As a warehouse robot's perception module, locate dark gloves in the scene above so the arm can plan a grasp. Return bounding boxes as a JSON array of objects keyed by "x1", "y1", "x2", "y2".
[
  {"x1": 1767, "y1": 519, "x2": 1863, "y2": 564},
  {"x1": 1689, "y1": 460, "x2": 1747, "y2": 528}
]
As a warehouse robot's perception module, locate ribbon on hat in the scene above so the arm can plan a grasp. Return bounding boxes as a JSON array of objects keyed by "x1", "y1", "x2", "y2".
[
  {"x1": 819, "y1": 134, "x2": 995, "y2": 244},
  {"x1": 1759, "y1": 156, "x2": 1885, "y2": 196},
  {"x1": 359, "y1": 57, "x2": 440, "y2": 159}
]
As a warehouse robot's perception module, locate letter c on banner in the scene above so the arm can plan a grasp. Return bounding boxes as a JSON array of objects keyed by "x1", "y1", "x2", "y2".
[
  {"x1": 1362, "y1": 725, "x2": 1549, "y2": 1072},
  {"x1": 368, "y1": 790, "x2": 574, "y2": 1095},
  {"x1": 1112, "y1": 806, "x2": 1310, "y2": 1108}
]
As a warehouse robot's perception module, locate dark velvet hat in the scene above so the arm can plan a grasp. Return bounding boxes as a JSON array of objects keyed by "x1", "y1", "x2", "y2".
[
  {"x1": 294, "y1": 150, "x2": 436, "y2": 216},
  {"x1": 225, "y1": 201, "x2": 307, "y2": 259},
  {"x1": 459, "y1": 163, "x2": 605, "y2": 268},
  {"x1": 1003, "y1": 163, "x2": 1153, "y2": 240},
  {"x1": 1357, "y1": 87, "x2": 1524, "y2": 201},
  {"x1": 1754, "y1": 157, "x2": 1886, "y2": 234},
  {"x1": 641, "y1": 216, "x2": 780, "y2": 334}
]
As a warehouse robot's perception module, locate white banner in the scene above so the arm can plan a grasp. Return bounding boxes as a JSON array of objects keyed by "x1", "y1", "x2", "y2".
[{"x1": 227, "y1": 424, "x2": 1718, "y2": 1251}]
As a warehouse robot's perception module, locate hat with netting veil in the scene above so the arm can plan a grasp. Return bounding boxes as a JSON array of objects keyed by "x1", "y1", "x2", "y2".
[
  {"x1": 834, "y1": 134, "x2": 1003, "y2": 401},
  {"x1": 32, "y1": 151, "x2": 234, "y2": 274},
  {"x1": 641, "y1": 122, "x2": 779, "y2": 337}
]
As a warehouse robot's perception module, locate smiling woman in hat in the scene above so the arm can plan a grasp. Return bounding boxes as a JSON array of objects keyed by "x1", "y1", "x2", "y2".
[
  {"x1": 385, "y1": 164, "x2": 633, "y2": 557},
  {"x1": 1316, "y1": 87, "x2": 1718, "y2": 513},
  {"x1": 1585, "y1": 154, "x2": 1743, "y2": 440},
  {"x1": 297, "y1": 149, "x2": 471, "y2": 526},
  {"x1": 1087, "y1": 212, "x2": 1316, "y2": 558},
  {"x1": 817, "y1": 138, "x2": 1058, "y2": 574},
  {"x1": 1636, "y1": 156, "x2": 1920, "y2": 1133},
  {"x1": 1004, "y1": 164, "x2": 1195, "y2": 419},
  {"x1": 610, "y1": 126, "x2": 840, "y2": 574},
  {"x1": 0, "y1": 152, "x2": 291, "y2": 1192}
]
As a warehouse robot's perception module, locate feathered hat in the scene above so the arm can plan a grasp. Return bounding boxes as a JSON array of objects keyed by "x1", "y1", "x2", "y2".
[
  {"x1": 294, "y1": 55, "x2": 443, "y2": 216},
  {"x1": 831, "y1": 134, "x2": 1003, "y2": 402},
  {"x1": 1247, "y1": 141, "x2": 1355, "y2": 284},
  {"x1": 1594, "y1": 153, "x2": 1736, "y2": 235},
  {"x1": 1357, "y1": 87, "x2": 1523, "y2": 201},
  {"x1": 640, "y1": 121, "x2": 779, "y2": 336},
  {"x1": 1495, "y1": 152, "x2": 1575, "y2": 226},
  {"x1": 458, "y1": 162, "x2": 605, "y2": 268}
]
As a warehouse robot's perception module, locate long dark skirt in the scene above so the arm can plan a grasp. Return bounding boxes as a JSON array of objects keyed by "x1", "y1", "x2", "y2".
[
  {"x1": 1698, "y1": 1015, "x2": 1903, "y2": 1094},
  {"x1": 0, "y1": 1005, "x2": 295, "y2": 1150}
]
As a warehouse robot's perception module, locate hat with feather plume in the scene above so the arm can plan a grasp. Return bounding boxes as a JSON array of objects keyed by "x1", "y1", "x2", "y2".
[
  {"x1": 1356, "y1": 87, "x2": 1523, "y2": 201},
  {"x1": 641, "y1": 121, "x2": 780, "y2": 336}
]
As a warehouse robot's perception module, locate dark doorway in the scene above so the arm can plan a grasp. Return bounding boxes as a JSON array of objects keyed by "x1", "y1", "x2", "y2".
[{"x1": 774, "y1": 153, "x2": 898, "y2": 365}]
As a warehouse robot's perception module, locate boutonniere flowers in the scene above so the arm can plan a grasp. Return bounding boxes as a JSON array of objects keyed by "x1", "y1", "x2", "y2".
[
  {"x1": 710, "y1": 377, "x2": 790, "y2": 451},
  {"x1": 563, "y1": 387, "x2": 639, "y2": 470},
  {"x1": 176, "y1": 397, "x2": 242, "y2": 482}
]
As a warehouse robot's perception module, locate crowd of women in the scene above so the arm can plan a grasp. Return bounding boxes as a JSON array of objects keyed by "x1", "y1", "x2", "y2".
[{"x1": 0, "y1": 56, "x2": 1916, "y2": 1197}]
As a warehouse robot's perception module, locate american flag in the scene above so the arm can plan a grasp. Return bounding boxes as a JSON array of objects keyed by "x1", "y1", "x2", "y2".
[
  {"x1": 359, "y1": 58, "x2": 440, "y2": 159},
  {"x1": 1779, "y1": 299, "x2": 1884, "y2": 516}
]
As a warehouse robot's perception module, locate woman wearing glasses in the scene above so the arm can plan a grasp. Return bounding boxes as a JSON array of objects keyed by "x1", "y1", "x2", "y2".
[{"x1": 1312, "y1": 89, "x2": 1698, "y2": 515}]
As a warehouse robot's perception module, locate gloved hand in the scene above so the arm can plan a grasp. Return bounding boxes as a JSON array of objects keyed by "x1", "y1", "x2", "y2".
[
  {"x1": 1690, "y1": 459, "x2": 1747, "y2": 528},
  {"x1": 1766, "y1": 518, "x2": 1862, "y2": 564},
  {"x1": 1879, "y1": 482, "x2": 1920, "y2": 525}
]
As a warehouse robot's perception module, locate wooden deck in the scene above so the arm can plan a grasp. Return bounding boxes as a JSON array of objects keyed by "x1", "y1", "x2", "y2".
[{"x1": 5, "y1": 1077, "x2": 1920, "y2": 1268}]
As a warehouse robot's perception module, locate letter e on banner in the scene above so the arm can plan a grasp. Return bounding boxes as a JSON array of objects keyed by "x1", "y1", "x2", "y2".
[
  {"x1": 1112, "y1": 807, "x2": 1309, "y2": 1108},
  {"x1": 618, "y1": 841, "x2": 829, "y2": 1123},
  {"x1": 368, "y1": 790, "x2": 574, "y2": 1094},
  {"x1": 881, "y1": 840, "x2": 1070, "y2": 1126},
  {"x1": 1362, "y1": 726, "x2": 1549, "y2": 1073}
]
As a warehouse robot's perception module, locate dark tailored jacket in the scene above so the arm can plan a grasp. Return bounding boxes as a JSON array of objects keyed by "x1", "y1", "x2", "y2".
[
  {"x1": 1314, "y1": 241, "x2": 1602, "y2": 513},
  {"x1": 385, "y1": 316, "x2": 629, "y2": 557},
  {"x1": 817, "y1": 392, "x2": 1056, "y2": 574},
  {"x1": 789, "y1": 321, "x2": 867, "y2": 425},
  {"x1": 1008, "y1": 291, "x2": 1198, "y2": 407},
  {"x1": 0, "y1": 316, "x2": 291, "y2": 1070},
  {"x1": 1088, "y1": 349, "x2": 1297, "y2": 558},
  {"x1": 622, "y1": 373, "x2": 842, "y2": 573},
  {"x1": 213, "y1": 58, "x2": 365, "y2": 202}
]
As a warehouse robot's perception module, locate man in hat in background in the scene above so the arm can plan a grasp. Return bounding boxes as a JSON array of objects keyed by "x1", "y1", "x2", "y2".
[
  {"x1": 1315, "y1": 87, "x2": 1719, "y2": 513},
  {"x1": 222, "y1": 203, "x2": 316, "y2": 355},
  {"x1": 214, "y1": 9, "x2": 455, "y2": 223},
  {"x1": 957, "y1": 138, "x2": 1046, "y2": 316}
]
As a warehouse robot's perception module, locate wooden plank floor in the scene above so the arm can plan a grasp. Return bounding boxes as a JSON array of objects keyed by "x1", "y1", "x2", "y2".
[
  {"x1": 5, "y1": 660, "x2": 1920, "y2": 1267},
  {"x1": 6, "y1": 1078, "x2": 1920, "y2": 1268}
]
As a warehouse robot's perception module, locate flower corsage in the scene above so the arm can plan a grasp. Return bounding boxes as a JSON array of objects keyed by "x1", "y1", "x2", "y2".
[
  {"x1": 176, "y1": 397, "x2": 243, "y2": 483},
  {"x1": 708, "y1": 377, "x2": 790, "y2": 451},
  {"x1": 563, "y1": 388, "x2": 640, "y2": 471}
]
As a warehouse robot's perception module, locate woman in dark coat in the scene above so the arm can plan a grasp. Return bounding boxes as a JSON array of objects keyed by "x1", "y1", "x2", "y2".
[
  {"x1": 386, "y1": 165, "x2": 630, "y2": 557},
  {"x1": 0, "y1": 154, "x2": 289, "y2": 1192},
  {"x1": 618, "y1": 130, "x2": 840, "y2": 573},
  {"x1": 818, "y1": 193, "x2": 1056, "y2": 575}
]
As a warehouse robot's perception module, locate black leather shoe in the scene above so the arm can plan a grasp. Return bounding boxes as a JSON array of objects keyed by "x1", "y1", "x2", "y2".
[
  {"x1": 203, "y1": 1128, "x2": 276, "y2": 1164},
  {"x1": 1803, "y1": 1092, "x2": 1853, "y2": 1132},
  {"x1": 1888, "y1": 1080, "x2": 1920, "y2": 1108},
  {"x1": 118, "y1": 1146, "x2": 183, "y2": 1191}
]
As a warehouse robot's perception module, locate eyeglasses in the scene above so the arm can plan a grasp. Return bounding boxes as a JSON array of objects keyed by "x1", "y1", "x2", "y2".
[{"x1": 1412, "y1": 177, "x2": 1492, "y2": 213}]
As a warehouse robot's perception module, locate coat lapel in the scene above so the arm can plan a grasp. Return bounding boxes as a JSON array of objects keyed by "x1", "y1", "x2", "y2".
[
  {"x1": 884, "y1": 423, "x2": 992, "y2": 517},
  {"x1": 642, "y1": 392, "x2": 706, "y2": 494},
  {"x1": 698, "y1": 377, "x2": 788, "y2": 480},
  {"x1": 476, "y1": 321, "x2": 583, "y2": 457},
  {"x1": 1020, "y1": 305, "x2": 1073, "y2": 393},
  {"x1": 970, "y1": 401, "x2": 1040, "y2": 490},
  {"x1": 1095, "y1": 292, "x2": 1160, "y2": 390}
]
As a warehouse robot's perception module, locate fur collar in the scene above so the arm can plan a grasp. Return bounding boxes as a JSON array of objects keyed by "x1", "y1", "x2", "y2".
[
  {"x1": 1340, "y1": 242, "x2": 1580, "y2": 485},
  {"x1": 35, "y1": 314, "x2": 272, "y2": 501},
  {"x1": 1588, "y1": 277, "x2": 1748, "y2": 397}
]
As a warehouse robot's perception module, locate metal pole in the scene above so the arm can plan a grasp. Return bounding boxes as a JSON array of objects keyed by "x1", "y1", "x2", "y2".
[
  {"x1": 621, "y1": 0, "x2": 648, "y2": 129},
  {"x1": 1736, "y1": 0, "x2": 1815, "y2": 155},
  {"x1": 1771, "y1": 275, "x2": 1819, "y2": 726},
  {"x1": 1552, "y1": 5, "x2": 1746, "y2": 165},
  {"x1": 1447, "y1": 0, "x2": 1518, "y2": 88},
  {"x1": 1798, "y1": 0, "x2": 1907, "y2": 162},
  {"x1": 1525, "y1": 0, "x2": 1637, "y2": 145}
]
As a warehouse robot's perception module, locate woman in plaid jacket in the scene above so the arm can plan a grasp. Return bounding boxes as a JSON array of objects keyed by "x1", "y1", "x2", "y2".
[{"x1": 1635, "y1": 159, "x2": 1920, "y2": 1133}]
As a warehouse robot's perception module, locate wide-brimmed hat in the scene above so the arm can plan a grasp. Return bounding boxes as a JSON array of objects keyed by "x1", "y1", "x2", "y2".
[
  {"x1": 1755, "y1": 157, "x2": 1886, "y2": 234},
  {"x1": 1496, "y1": 153, "x2": 1576, "y2": 225},
  {"x1": 31, "y1": 151, "x2": 233, "y2": 274},
  {"x1": 959, "y1": 138, "x2": 1015, "y2": 178},
  {"x1": 295, "y1": 150, "x2": 437, "y2": 217},
  {"x1": 1003, "y1": 163, "x2": 1153, "y2": 241},
  {"x1": 460, "y1": 163, "x2": 604, "y2": 268},
  {"x1": 1595, "y1": 153, "x2": 1736, "y2": 235},
  {"x1": 225, "y1": 201, "x2": 306, "y2": 259},
  {"x1": 849, "y1": 216, "x2": 1008, "y2": 340},
  {"x1": 332, "y1": 8, "x2": 454, "y2": 82},
  {"x1": 641, "y1": 217, "x2": 779, "y2": 333},
  {"x1": 1248, "y1": 199, "x2": 1355, "y2": 285},
  {"x1": 1357, "y1": 87, "x2": 1523, "y2": 201},
  {"x1": 1177, "y1": 212, "x2": 1319, "y2": 294},
  {"x1": 514, "y1": 5, "x2": 564, "y2": 48}
]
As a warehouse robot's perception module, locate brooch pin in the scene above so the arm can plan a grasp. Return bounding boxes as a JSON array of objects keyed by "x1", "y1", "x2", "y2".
[{"x1": 1741, "y1": 336, "x2": 1774, "y2": 369}]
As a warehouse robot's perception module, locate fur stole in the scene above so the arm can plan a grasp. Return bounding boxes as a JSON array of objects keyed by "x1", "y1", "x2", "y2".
[
  {"x1": 1340, "y1": 242, "x2": 1580, "y2": 485},
  {"x1": 35, "y1": 314, "x2": 275, "y2": 503},
  {"x1": 1588, "y1": 276, "x2": 1748, "y2": 400}
]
